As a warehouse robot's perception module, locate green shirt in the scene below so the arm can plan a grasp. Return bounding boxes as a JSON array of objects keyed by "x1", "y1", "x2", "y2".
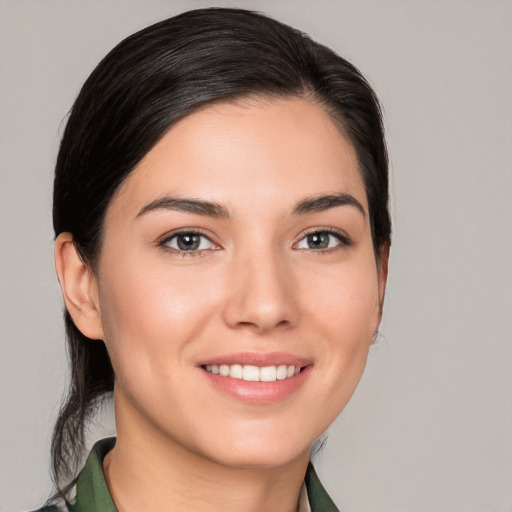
[{"x1": 38, "y1": 438, "x2": 339, "y2": 512}]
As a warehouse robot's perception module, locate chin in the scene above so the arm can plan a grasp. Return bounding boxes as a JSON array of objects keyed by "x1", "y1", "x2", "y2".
[
  {"x1": 204, "y1": 445, "x2": 310, "y2": 471},
  {"x1": 189, "y1": 423, "x2": 315, "y2": 470}
]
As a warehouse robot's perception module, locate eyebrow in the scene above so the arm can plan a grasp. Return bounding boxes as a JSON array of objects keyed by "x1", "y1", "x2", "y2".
[
  {"x1": 136, "y1": 197, "x2": 231, "y2": 219},
  {"x1": 136, "y1": 191, "x2": 365, "y2": 220},
  {"x1": 292, "y1": 192, "x2": 366, "y2": 217}
]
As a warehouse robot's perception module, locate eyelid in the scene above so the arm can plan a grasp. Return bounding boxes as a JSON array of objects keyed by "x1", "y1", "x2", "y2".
[
  {"x1": 156, "y1": 226, "x2": 351, "y2": 254},
  {"x1": 293, "y1": 227, "x2": 352, "y2": 249},
  {"x1": 157, "y1": 227, "x2": 221, "y2": 251}
]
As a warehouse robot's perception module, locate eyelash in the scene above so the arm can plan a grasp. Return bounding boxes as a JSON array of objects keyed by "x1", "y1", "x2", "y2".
[
  {"x1": 294, "y1": 228, "x2": 352, "y2": 253},
  {"x1": 158, "y1": 229, "x2": 220, "y2": 256},
  {"x1": 158, "y1": 227, "x2": 351, "y2": 256}
]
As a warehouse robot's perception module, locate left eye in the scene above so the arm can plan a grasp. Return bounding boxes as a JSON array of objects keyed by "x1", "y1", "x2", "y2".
[
  {"x1": 296, "y1": 231, "x2": 344, "y2": 250},
  {"x1": 162, "y1": 232, "x2": 217, "y2": 252}
]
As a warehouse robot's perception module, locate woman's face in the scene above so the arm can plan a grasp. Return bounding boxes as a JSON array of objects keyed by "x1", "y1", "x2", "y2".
[{"x1": 94, "y1": 97, "x2": 387, "y2": 468}]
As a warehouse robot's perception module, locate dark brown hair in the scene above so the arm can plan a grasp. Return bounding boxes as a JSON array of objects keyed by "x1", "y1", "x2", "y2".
[{"x1": 51, "y1": 7, "x2": 391, "y2": 499}]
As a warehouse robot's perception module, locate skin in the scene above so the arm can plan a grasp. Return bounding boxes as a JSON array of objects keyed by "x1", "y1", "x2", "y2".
[{"x1": 55, "y1": 97, "x2": 388, "y2": 512}]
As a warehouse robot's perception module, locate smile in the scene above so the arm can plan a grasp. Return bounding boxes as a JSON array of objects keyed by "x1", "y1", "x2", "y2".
[
  {"x1": 203, "y1": 364, "x2": 301, "y2": 382},
  {"x1": 199, "y1": 353, "x2": 312, "y2": 404}
]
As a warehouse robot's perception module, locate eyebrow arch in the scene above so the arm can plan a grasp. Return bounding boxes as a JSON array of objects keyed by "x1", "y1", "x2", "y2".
[
  {"x1": 292, "y1": 192, "x2": 366, "y2": 217},
  {"x1": 136, "y1": 196, "x2": 231, "y2": 219}
]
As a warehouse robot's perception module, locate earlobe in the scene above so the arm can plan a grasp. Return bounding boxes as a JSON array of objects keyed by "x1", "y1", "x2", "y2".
[{"x1": 54, "y1": 233, "x2": 104, "y2": 340}]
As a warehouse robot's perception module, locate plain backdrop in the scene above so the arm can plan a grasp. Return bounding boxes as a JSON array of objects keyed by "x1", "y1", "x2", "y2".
[{"x1": 1, "y1": 1, "x2": 511, "y2": 511}]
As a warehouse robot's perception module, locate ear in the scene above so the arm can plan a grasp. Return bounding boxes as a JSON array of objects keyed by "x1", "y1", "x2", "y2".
[
  {"x1": 54, "y1": 233, "x2": 104, "y2": 340},
  {"x1": 375, "y1": 241, "x2": 390, "y2": 326}
]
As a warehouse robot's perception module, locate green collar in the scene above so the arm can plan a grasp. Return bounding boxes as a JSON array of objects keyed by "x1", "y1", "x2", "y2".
[
  {"x1": 68, "y1": 438, "x2": 117, "y2": 512},
  {"x1": 68, "y1": 437, "x2": 338, "y2": 512},
  {"x1": 304, "y1": 462, "x2": 339, "y2": 512}
]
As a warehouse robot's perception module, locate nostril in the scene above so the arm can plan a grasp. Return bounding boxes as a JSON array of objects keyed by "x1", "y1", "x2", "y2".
[{"x1": 234, "y1": 318, "x2": 291, "y2": 332}]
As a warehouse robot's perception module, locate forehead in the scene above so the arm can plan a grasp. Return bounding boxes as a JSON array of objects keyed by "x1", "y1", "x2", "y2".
[{"x1": 110, "y1": 97, "x2": 367, "y2": 217}]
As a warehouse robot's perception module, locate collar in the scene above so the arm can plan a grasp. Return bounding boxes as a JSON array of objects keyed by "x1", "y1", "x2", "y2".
[{"x1": 68, "y1": 438, "x2": 338, "y2": 512}]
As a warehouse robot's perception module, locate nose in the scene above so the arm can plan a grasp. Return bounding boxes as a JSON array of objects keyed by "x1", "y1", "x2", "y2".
[{"x1": 222, "y1": 248, "x2": 299, "y2": 334}]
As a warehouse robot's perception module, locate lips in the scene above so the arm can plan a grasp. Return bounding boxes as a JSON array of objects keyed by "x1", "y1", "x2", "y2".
[{"x1": 198, "y1": 352, "x2": 312, "y2": 404}]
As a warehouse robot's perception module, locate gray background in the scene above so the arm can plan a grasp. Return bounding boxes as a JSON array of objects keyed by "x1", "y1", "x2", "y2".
[{"x1": 1, "y1": 0, "x2": 511, "y2": 510}]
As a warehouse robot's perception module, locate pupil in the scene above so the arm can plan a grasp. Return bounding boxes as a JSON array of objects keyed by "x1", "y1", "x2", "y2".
[
  {"x1": 177, "y1": 234, "x2": 200, "y2": 250},
  {"x1": 308, "y1": 233, "x2": 329, "y2": 249}
]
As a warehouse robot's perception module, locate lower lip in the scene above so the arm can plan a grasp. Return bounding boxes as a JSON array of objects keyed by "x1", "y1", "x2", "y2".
[{"x1": 200, "y1": 366, "x2": 312, "y2": 404}]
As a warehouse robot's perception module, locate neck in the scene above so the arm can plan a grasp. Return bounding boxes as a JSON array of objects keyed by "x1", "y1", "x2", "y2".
[{"x1": 104, "y1": 394, "x2": 310, "y2": 512}]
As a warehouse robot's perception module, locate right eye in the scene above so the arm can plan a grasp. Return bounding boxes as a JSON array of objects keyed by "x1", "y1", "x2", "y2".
[{"x1": 161, "y1": 232, "x2": 218, "y2": 253}]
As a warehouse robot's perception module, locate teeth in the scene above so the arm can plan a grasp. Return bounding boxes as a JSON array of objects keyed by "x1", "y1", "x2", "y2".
[
  {"x1": 204, "y1": 364, "x2": 301, "y2": 381},
  {"x1": 260, "y1": 365, "x2": 277, "y2": 382},
  {"x1": 242, "y1": 365, "x2": 260, "y2": 381},
  {"x1": 276, "y1": 364, "x2": 288, "y2": 380},
  {"x1": 229, "y1": 364, "x2": 243, "y2": 379}
]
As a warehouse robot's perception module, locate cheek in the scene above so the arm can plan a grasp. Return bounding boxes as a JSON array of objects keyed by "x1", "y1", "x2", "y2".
[
  {"x1": 96, "y1": 259, "x2": 220, "y2": 382},
  {"x1": 303, "y1": 255, "x2": 379, "y2": 340},
  {"x1": 299, "y1": 255, "x2": 379, "y2": 408}
]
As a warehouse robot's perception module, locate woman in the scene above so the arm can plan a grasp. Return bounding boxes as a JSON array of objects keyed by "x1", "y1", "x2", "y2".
[{"x1": 41, "y1": 7, "x2": 390, "y2": 512}]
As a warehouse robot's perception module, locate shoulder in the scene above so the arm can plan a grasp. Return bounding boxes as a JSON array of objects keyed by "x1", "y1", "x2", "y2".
[{"x1": 30, "y1": 438, "x2": 116, "y2": 512}]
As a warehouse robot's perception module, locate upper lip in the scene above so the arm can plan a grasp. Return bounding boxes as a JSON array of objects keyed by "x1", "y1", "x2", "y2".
[{"x1": 197, "y1": 352, "x2": 312, "y2": 368}]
